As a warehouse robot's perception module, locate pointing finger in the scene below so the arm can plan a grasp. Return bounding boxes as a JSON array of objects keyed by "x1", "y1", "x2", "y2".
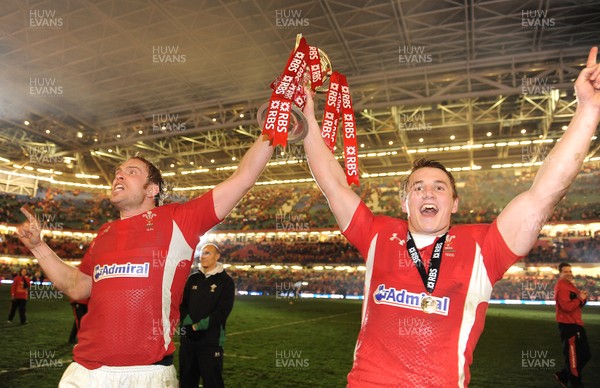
[
  {"x1": 586, "y1": 47, "x2": 598, "y2": 69},
  {"x1": 20, "y1": 206, "x2": 35, "y2": 221}
]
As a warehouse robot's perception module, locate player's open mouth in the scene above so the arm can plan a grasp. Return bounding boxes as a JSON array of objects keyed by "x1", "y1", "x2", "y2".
[
  {"x1": 420, "y1": 204, "x2": 438, "y2": 215},
  {"x1": 113, "y1": 184, "x2": 125, "y2": 192}
]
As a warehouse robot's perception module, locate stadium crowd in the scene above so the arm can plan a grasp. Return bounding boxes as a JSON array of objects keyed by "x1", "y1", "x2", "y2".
[
  {"x1": 491, "y1": 274, "x2": 600, "y2": 301},
  {"x1": 526, "y1": 236, "x2": 600, "y2": 263},
  {"x1": 1, "y1": 164, "x2": 599, "y2": 232},
  {"x1": 0, "y1": 188, "x2": 116, "y2": 230},
  {"x1": 226, "y1": 267, "x2": 365, "y2": 297},
  {"x1": 3, "y1": 262, "x2": 598, "y2": 302},
  {"x1": 1, "y1": 230, "x2": 598, "y2": 265},
  {"x1": 1, "y1": 164, "x2": 598, "y2": 300}
]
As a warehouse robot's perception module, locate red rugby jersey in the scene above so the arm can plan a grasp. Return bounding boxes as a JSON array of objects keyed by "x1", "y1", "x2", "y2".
[
  {"x1": 344, "y1": 201, "x2": 521, "y2": 387},
  {"x1": 75, "y1": 191, "x2": 219, "y2": 369}
]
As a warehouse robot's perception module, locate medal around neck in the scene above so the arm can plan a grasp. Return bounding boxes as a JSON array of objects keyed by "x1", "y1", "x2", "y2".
[
  {"x1": 420, "y1": 295, "x2": 438, "y2": 314},
  {"x1": 406, "y1": 231, "x2": 449, "y2": 314}
]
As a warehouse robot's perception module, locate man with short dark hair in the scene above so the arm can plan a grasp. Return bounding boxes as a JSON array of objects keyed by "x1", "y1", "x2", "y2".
[
  {"x1": 16, "y1": 134, "x2": 274, "y2": 386},
  {"x1": 129, "y1": 155, "x2": 166, "y2": 207},
  {"x1": 553, "y1": 262, "x2": 590, "y2": 388},
  {"x1": 301, "y1": 47, "x2": 600, "y2": 387},
  {"x1": 179, "y1": 243, "x2": 235, "y2": 388}
]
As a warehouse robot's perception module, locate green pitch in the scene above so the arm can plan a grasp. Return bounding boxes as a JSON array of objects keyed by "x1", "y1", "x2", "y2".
[{"x1": 1, "y1": 285, "x2": 598, "y2": 387}]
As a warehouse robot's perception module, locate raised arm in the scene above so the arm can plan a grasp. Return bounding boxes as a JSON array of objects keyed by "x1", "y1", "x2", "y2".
[
  {"x1": 497, "y1": 47, "x2": 600, "y2": 256},
  {"x1": 16, "y1": 207, "x2": 92, "y2": 300},
  {"x1": 212, "y1": 134, "x2": 274, "y2": 220},
  {"x1": 302, "y1": 91, "x2": 361, "y2": 231}
]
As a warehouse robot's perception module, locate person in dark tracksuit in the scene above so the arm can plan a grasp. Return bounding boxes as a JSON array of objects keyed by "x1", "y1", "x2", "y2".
[
  {"x1": 553, "y1": 262, "x2": 591, "y2": 388},
  {"x1": 179, "y1": 243, "x2": 235, "y2": 388}
]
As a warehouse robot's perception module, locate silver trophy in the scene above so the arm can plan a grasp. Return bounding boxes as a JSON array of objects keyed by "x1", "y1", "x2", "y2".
[{"x1": 257, "y1": 34, "x2": 332, "y2": 143}]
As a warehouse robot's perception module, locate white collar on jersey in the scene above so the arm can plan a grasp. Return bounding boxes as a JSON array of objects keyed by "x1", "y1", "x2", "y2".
[
  {"x1": 410, "y1": 232, "x2": 439, "y2": 249},
  {"x1": 199, "y1": 262, "x2": 224, "y2": 278}
]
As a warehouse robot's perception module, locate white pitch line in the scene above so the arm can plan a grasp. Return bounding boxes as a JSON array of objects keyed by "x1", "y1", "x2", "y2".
[
  {"x1": 227, "y1": 311, "x2": 355, "y2": 337},
  {"x1": 225, "y1": 354, "x2": 258, "y2": 359}
]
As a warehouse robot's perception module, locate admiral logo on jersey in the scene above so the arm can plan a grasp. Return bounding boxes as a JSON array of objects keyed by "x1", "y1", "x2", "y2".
[
  {"x1": 93, "y1": 262, "x2": 150, "y2": 282},
  {"x1": 373, "y1": 284, "x2": 450, "y2": 316}
]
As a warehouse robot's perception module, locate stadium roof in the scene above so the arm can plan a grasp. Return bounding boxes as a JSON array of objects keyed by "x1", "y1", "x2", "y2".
[{"x1": 1, "y1": 0, "x2": 599, "y2": 191}]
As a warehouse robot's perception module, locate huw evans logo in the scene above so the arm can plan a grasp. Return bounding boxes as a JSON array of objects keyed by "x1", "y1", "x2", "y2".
[
  {"x1": 94, "y1": 262, "x2": 150, "y2": 282},
  {"x1": 29, "y1": 9, "x2": 63, "y2": 29},
  {"x1": 373, "y1": 284, "x2": 450, "y2": 316}
]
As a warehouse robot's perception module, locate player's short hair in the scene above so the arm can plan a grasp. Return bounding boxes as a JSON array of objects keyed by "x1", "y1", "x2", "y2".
[
  {"x1": 558, "y1": 262, "x2": 571, "y2": 273},
  {"x1": 402, "y1": 158, "x2": 458, "y2": 200},
  {"x1": 130, "y1": 155, "x2": 165, "y2": 206}
]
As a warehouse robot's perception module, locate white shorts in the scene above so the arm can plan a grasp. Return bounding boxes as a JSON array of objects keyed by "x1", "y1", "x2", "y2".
[{"x1": 58, "y1": 361, "x2": 178, "y2": 388}]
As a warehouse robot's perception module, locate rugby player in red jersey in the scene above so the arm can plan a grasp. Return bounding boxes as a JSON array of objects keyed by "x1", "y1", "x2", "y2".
[
  {"x1": 16, "y1": 135, "x2": 274, "y2": 386},
  {"x1": 302, "y1": 47, "x2": 600, "y2": 387}
]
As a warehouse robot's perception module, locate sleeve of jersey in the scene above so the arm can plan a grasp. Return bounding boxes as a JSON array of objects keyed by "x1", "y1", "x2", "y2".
[
  {"x1": 78, "y1": 225, "x2": 106, "y2": 277},
  {"x1": 556, "y1": 281, "x2": 582, "y2": 312},
  {"x1": 79, "y1": 248, "x2": 93, "y2": 276},
  {"x1": 172, "y1": 190, "x2": 220, "y2": 246},
  {"x1": 341, "y1": 201, "x2": 377, "y2": 259},
  {"x1": 481, "y1": 219, "x2": 525, "y2": 285}
]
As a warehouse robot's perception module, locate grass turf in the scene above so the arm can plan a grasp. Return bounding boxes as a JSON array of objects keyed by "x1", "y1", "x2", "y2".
[{"x1": 0, "y1": 285, "x2": 598, "y2": 387}]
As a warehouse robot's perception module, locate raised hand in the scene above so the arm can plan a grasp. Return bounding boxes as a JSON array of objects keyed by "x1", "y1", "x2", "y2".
[
  {"x1": 302, "y1": 86, "x2": 318, "y2": 123},
  {"x1": 575, "y1": 47, "x2": 600, "y2": 110},
  {"x1": 16, "y1": 206, "x2": 43, "y2": 250}
]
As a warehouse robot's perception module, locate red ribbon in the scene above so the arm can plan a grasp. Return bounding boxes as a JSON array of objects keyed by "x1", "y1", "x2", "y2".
[
  {"x1": 307, "y1": 45, "x2": 323, "y2": 90},
  {"x1": 339, "y1": 75, "x2": 360, "y2": 186},
  {"x1": 262, "y1": 38, "x2": 324, "y2": 147},
  {"x1": 321, "y1": 72, "x2": 341, "y2": 152},
  {"x1": 262, "y1": 39, "x2": 307, "y2": 147},
  {"x1": 261, "y1": 38, "x2": 360, "y2": 185},
  {"x1": 321, "y1": 72, "x2": 359, "y2": 186}
]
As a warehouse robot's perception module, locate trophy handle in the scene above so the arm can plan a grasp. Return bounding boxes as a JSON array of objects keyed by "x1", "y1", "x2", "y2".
[
  {"x1": 257, "y1": 102, "x2": 309, "y2": 143},
  {"x1": 295, "y1": 33, "x2": 332, "y2": 93},
  {"x1": 257, "y1": 35, "x2": 330, "y2": 144}
]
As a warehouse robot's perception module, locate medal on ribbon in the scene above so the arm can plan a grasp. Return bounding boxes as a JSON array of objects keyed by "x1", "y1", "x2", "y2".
[{"x1": 406, "y1": 231, "x2": 448, "y2": 314}]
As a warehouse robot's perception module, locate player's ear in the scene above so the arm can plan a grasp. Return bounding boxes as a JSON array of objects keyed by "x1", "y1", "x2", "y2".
[
  {"x1": 451, "y1": 197, "x2": 459, "y2": 214},
  {"x1": 401, "y1": 197, "x2": 409, "y2": 214},
  {"x1": 146, "y1": 182, "x2": 160, "y2": 198}
]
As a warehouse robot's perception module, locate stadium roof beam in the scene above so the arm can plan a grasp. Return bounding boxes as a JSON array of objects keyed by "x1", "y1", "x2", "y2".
[{"x1": 2, "y1": 0, "x2": 598, "y2": 188}]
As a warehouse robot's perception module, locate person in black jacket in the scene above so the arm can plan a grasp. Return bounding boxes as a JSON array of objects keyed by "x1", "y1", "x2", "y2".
[{"x1": 179, "y1": 243, "x2": 235, "y2": 388}]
